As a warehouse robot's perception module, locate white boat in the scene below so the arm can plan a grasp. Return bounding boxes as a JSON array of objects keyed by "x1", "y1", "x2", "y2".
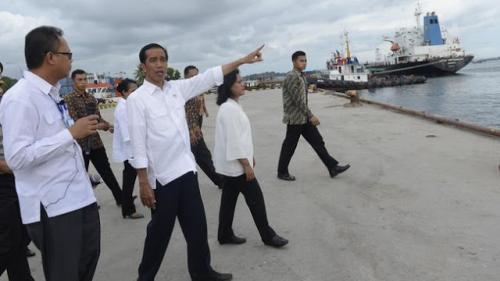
[{"x1": 323, "y1": 32, "x2": 369, "y2": 83}]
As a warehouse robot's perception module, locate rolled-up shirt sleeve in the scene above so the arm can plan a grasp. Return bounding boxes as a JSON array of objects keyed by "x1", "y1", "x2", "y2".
[
  {"x1": 127, "y1": 96, "x2": 148, "y2": 169},
  {"x1": 0, "y1": 99, "x2": 73, "y2": 171},
  {"x1": 177, "y1": 66, "x2": 223, "y2": 102}
]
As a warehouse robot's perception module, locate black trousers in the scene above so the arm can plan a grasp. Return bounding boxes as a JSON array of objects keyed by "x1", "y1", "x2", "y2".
[
  {"x1": 26, "y1": 203, "x2": 100, "y2": 281},
  {"x1": 191, "y1": 137, "x2": 222, "y2": 187},
  {"x1": 121, "y1": 160, "x2": 137, "y2": 217},
  {"x1": 0, "y1": 174, "x2": 34, "y2": 281},
  {"x1": 218, "y1": 175, "x2": 276, "y2": 242},
  {"x1": 277, "y1": 122, "x2": 339, "y2": 175},
  {"x1": 138, "y1": 172, "x2": 212, "y2": 281},
  {"x1": 83, "y1": 147, "x2": 122, "y2": 205}
]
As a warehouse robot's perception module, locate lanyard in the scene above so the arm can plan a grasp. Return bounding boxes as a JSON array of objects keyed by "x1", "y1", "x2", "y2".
[{"x1": 48, "y1": 94, "x2": 75, "y2": 128}]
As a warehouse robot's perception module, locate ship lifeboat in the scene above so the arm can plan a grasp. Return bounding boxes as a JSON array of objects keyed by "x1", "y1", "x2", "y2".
[{"x1": 390, "y1": 43, "x2": 401, "y2": 52}]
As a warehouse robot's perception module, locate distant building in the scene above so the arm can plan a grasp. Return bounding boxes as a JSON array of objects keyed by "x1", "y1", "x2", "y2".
[
  {"x1": 59, "y1": 72, "x2": 118, "y2": 98},
  {"x1": 59, "y1": 77, "x2": 73, "y2": 96},
  {"x1": 244, "y1": 80, "x2": 259, "y2": 88}
]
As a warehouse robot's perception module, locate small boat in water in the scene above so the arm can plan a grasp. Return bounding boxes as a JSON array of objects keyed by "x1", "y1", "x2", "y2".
[
  {"x1": 308, "y1": 32, "x2": 426, "y2": 92},
  {"x1": 323, "y1": 32, "x2": 370, "y2": 83}
]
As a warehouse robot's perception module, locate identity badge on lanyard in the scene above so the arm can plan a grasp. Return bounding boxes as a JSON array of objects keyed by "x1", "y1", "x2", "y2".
[{"x1": 49, "y1": 95, "x2": 75, "y2": 128}]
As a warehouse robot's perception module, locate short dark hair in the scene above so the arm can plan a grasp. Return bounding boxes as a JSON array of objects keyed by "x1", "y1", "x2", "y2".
[
  {"x1": 71, "y1": 69, "x2": 86, "y2": 80},
  {"x1": 183, "y1": 65, "x2": 198, "y2": 77},
  {"x1": 139, "y1": 43, "x2": 168, "y2": 64},
  {"x1": 292, "y1": 51, "x2": 306, "y2": 61},
  {"x1": 25, "y1": 26, "x2": 64, "y2": 70},
  {"x1": 116, "y1": 78, "x2": 137, "y2": 94},
  {"x1": 216, "y1": 69, "x2": 239, "y2": 106}
]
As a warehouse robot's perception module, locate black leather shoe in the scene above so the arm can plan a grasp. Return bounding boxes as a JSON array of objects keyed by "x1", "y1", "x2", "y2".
[
  {"x1": 123, "y1": 212, "x2": 144, "y2": 219},
  {"x1": 329, "y1": 164, "x2": 351, "y2": 178},
  {"x1": 26, "y1": 247, "x2": 36, "y2": 257},
  {"x1": 263, "y1": 235, "x2": 289, "y2": 248},
  {"x1": 277, "y1": 173, "x2": 296, "y2": 181},
  {"x1": 218, "y1": 235, "x2": 246, "y2": 245},
  {"x1": 217, "y1": 182, "x2": 224, "y2": 190},
  {"x1": 192, "y1": 269, "x2": 233, "y2": 281}
]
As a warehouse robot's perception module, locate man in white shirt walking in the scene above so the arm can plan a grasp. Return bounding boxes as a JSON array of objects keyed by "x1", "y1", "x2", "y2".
[
  {"x1": 128, "y1": 43, "x2": 264, "y2": 281},
  {"x1": 0, "y1": 26, "x2": 101, "y2": 281}
]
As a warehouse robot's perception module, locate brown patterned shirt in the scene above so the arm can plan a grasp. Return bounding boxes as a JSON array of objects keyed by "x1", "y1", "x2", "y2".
[
  {"x1": 185, "y1": 94, "x2": 206, "y2": 144},
  {"x1": 282, "y1": 69, "x2": 313, "y2": 125},
  {"x1": 64, "y1": 91, "x2": 107, "y2": 152}
]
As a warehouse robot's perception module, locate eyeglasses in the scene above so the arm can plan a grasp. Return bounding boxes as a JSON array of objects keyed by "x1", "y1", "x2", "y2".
[{"x1": 53, "y1": 52, "x2": 73, "y2": 60}]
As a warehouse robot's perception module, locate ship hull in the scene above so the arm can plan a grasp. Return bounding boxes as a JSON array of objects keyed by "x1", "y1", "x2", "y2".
[{"x1": 366, "y1": 55, "x2": 474, "y2": 76}]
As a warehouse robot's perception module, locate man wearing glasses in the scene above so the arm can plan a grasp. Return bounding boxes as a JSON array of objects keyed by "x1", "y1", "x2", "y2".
[{"x1": 0, "y1": 26, "x2": 102, "y2": 281}]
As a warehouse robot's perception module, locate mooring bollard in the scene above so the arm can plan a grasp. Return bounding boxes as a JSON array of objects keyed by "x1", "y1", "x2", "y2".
[{"x1": 344, "y1": 90, "x2": 362, "y2": 107}]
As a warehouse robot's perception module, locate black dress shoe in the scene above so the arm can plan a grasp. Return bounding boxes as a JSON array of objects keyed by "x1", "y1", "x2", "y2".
[
  {"x1": 217, "y1": 182, "x2": 224, "y2": 190},
  {"x1": 192, "y1": 269, "x2": 233, "y2": 281},
  {"x1": 123, "y1": 212, "x2": 144, "y2": 219},
  {"x1": 329, "y1": 164, "x2": 351, "y2": 178},
  {"x1": 263, "y1": 235, "x2": 289, "y2": 248},
  {"x1": 218, "y1": 235, "x2": 246, "y2": 245},
  {"x1": 26, "y1": 247, "x2": 36, "y2": 257},
  {"x1": 277, "y1": 173, "x2": 296, "y2": 181}
]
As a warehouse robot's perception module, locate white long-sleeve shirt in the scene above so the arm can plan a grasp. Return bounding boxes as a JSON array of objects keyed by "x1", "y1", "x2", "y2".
[
  {"x1": 0, "y1": 71, "x2": 96, "y2": 224},
  {"x1": 112, "y1": 97, "x2": 132, "y2": 162},
  {"x1": 214, "y1": 98, "x2": 254, "y2": 177},
  {"x1": 127, "y1": 66, "x2": 223, "y2": 187}
]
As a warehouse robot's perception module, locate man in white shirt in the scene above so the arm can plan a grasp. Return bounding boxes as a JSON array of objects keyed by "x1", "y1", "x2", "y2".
[
  {"x1": 128, "y1": 43, "x2": 264, "y2": 281},
  {"x1": 0, "y1": 26, "x2": 101, "y2": 281}
]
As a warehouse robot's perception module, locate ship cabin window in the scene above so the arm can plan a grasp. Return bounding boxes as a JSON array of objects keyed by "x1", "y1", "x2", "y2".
[
  {"x1": 338, "y1": 67, "x2": 342, "y2": 73},
  {"x1": 351, "y1": 66, "x2": 354, "y2": 72},
  {"x1": 357, "y1": 76, "x2": 360, "y2": 80}
]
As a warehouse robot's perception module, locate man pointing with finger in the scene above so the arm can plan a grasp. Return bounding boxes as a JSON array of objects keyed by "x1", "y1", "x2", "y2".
[
  {"x1": 0, "y1": 26, "x2": 101, "y2": 281},
  {"x1": 128, "y1": 43, "x2": 264, "y2": 281}
]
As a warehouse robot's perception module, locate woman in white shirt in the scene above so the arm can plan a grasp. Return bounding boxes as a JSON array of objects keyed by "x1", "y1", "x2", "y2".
[
  {"x1": 113, "y1": 79, "x2": 143, "y2": 219},
  {"x1": 214, "y1": 69, "x2": 288, "y2": 248}
]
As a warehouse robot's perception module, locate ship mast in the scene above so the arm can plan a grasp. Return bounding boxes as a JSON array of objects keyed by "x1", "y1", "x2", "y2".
[
  {"x1": 415, "y1": 0, "x2": 422, "y2": 28},
  {"x1": 344, "y1": 31, "x2": 351, "y2": 59}
]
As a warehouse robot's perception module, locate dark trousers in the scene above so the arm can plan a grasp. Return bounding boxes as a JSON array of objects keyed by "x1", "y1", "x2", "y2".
[
  {"x1": 138, "y1": 172, "x2": 212, "y2": 281},
  {"x1": 218, "y1": 175, "x2": 276, "y2": 242},
  {"x1": 191, "y1": 138, "x2": 222, "y2": 187},
  {"x1": 277, "y1": 122, "x2": 339, "y2": 175},
  {"x1": 26, "y1": 203, "x2": 100, "y2": 281},
  {"x1": 0, "y1": 174, "x2": 34, "y2": 281},
  {"x1": 83, "y1": 147, "x2": 122, "y2": 205},
  {"x1": 121, "y1": 160, "x2": 137, "y2": 217}
]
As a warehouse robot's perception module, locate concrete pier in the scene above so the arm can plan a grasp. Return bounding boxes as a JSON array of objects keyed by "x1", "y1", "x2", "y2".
[{"x1": 6, "y1": 89, "x2": 500, "y2": 281}]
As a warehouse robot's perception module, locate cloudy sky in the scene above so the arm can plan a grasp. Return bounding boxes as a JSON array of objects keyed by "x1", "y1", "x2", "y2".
[{"x1": 1, "y1": 0, "x2": 498, "y2": 78}]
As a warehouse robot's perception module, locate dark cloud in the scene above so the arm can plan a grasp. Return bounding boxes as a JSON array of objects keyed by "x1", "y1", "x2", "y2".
[{"x1": 1, "y1": 0, "x2": 498, "y2": 78}]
